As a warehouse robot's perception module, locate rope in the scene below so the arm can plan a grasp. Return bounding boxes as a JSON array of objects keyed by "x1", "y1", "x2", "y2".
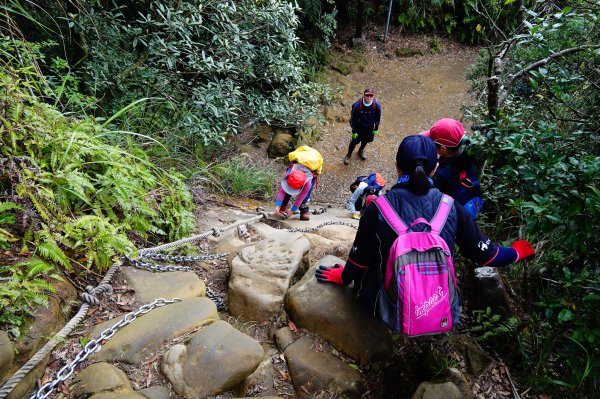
[
  {"x1": 0, "y1": 261, "x2": 121, "y2": 399},
  {"x1": 1, "y1": 207, "x2": 353, "y2": 398},
  {"x1": 139, "y1": 213, "x2": 265, "y2": 255}
]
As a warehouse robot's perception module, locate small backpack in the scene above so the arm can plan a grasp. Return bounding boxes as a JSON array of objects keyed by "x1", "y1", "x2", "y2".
[
  {"x1": 374, "y1": 194, "x2": 459, "y2": 337},
  {"x1": 349, "y1": 173, "x2": 385, "y2": 194}
]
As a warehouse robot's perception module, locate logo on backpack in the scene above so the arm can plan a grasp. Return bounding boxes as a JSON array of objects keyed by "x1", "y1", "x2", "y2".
[{"x1": 374, "y1": 194, "x2": 458, "y2": 337}]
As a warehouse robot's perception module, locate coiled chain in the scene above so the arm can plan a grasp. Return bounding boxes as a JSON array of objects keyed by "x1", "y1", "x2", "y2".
[{"x1": 30, "y1": 298, "x2": 182, "y2": 399}]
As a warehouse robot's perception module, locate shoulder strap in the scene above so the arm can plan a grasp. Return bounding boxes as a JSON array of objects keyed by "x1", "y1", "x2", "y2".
[
  {"x1": 430, "y1": 194, "x2": 454, "y2": 235},
  {"x1": 374, "y1": 196, "x2": 408, "y2": 235}
]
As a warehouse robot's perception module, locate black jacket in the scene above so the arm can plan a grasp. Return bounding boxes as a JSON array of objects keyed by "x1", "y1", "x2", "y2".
[{"x1": 341, "y1": 183, "x2": 517, "y2": 316}]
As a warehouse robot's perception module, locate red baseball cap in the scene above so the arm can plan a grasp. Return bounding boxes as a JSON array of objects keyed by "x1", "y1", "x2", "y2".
[{"x1": 421, "y1": 118, "x2": 466, "y2": 147}]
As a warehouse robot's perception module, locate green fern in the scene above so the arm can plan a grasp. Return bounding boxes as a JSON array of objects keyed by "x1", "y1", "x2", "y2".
[{"x1": 36, "y1": 238, "x2": 71, "y2": 270}]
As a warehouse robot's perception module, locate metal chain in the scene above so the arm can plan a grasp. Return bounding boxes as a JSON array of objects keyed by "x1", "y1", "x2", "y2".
[
  {"x1": 206, "y1": 286, "x2": 227, "y2": 311},
  {"x1": 137, "y1": 252, "x2": 228, "y2": 263},
  {"x1": 287, "y1": 220, "x2": 358, "y2": 234},
  {"x1": 30, "y1": 298, "x2": 182, "y2": 399},
  {"x1": 122, "y1": 254, "x2": 229, "y2": 311},
  {"x1": 123, "y1": 255, "x2": 192, "y2": 272}
]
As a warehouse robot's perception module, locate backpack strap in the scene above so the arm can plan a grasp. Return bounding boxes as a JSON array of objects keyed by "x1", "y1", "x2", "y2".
[
  {"x1": 430, "y1": 194, "x2": 454, "y2": 235},
  {"x1": 374, "y1": 196, "x2": 408, "y2": 235}
]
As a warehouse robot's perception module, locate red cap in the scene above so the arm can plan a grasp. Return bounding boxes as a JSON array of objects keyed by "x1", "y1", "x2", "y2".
[{"x1": 421, "y1": 118, "x2": 465, "y2": 147}]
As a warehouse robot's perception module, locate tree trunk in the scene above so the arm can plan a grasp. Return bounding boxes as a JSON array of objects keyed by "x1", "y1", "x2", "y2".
[{"x1": 354, "y1": 0, "x2": 365, "y2": 38}]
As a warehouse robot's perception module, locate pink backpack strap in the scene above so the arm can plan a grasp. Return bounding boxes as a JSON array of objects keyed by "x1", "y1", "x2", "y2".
[
  {"x1": 374, "y1": 196, "x2": 408, "y2": 235},
  {"x1": 430, "y1": 194, "x2": 454, "y2": 235}
]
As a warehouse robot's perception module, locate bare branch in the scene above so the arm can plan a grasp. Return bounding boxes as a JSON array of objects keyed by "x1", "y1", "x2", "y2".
[{"x1": 499, "y1": 44, "x2": 600, "y2": 106}]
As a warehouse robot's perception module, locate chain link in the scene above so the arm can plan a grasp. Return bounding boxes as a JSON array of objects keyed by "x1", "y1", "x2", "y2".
[
  {"x1": 206, "y1": 286, "x2": 227, "y2": 311},
  {"x1": 287, "y1": 220, "x2": 358, "y2": 234},
  {"x1": 137, "y1": 252, "x2": 228, "y2": 263},
  {"x1": 30, "y1": 298, "x2": 182, "y2": 399}
]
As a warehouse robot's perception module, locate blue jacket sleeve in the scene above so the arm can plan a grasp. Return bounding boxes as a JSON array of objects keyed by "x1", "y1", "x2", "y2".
[
  {"x1": 454, "y1": 202, "x2": 518, "y2": 267},
  {"x1": 374, "y1": 100, "x2": 381, "y2": 130}
]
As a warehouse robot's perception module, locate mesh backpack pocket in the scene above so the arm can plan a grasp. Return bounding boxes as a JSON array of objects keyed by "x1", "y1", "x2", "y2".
[{"x1": 375, "y1": 195, "x2": 458, "y2": 337}]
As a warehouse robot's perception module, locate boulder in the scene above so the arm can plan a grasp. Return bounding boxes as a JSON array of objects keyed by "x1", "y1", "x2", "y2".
[
  {"x1": 121, "y1": 267, "x2": 205, "y2": 303},
  {"x1": 91, "y1": 298, "x2": 218, "y2": 364},
  {"x1": 71, "y1": 362, "x2": 131, "y2": 398},
  {"x1": 228, "y1": 231, "x2": 310, "y2": 321},
  {"x1": 284, "y1": 336, "x2": 364, "y2": 399},
  {"x1": 285, "y1": 255, "x2": 392, "y2": 364},
  {"x1": 162, "y1": 320, "x2": 264, "y2": 398}
]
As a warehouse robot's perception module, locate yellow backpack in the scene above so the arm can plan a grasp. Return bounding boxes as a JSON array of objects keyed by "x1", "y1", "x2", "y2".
[{"x1": 288, "y1": 146, "x2": 323, "y2": 175}]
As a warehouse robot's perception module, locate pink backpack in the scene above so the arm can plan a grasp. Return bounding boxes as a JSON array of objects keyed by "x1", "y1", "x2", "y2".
[{"x1": 374, "y1": 194, "x2": 458, "y2": 336}]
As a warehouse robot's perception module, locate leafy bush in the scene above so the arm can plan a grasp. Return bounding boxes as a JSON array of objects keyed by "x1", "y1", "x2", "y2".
[
  {"x1": 469, "y1": 109, "x2": 600, "y2": 398},
  {"x1": 463, "y1": 2, "x2": 600, "y2": 396},
  {"x1": 14, "y1": 0, "x2": 332, "y2": 153},
  {"x1": 0, "y1": 68, "x2": 195, "y2": 331}
]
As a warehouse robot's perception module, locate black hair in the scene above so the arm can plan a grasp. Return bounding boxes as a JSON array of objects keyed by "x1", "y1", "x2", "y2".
[{"x1": 407, "y1": 162, "x2": 431, "y2": 195}]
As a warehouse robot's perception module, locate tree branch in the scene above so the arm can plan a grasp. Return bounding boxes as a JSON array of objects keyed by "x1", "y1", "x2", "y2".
[{"x1": 499, "y1": 44, "x2": 600, "y2": 105}]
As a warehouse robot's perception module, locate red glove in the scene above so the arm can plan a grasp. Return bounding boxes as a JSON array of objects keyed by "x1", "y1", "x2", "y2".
[
  {"x1": 511, "y1": 240, "x2": 535, "y2": 261},
  {"x1": 315, "y1": 264, "x2": 345, "y2": 285}
]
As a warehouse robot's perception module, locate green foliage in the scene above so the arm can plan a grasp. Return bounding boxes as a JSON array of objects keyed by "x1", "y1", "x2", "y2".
[
  {"x1": 33, "y1": 0, "x2": 331, "y2": 152},
  {"x1": 0, "y1": 262, "x2": 56, "y2": 336},
  {"x1": 397, "y1": 0, "x2": 457, "y2": 35},
  {"x1": 394, "y1": 0, "x2": 526, "y2": 44},
  {"x1": 0, "y1": 202, "x2": 21, "y2": 249},
  {"x1": 206, "y1": 156, "x2": 277, "y2": 200},
  {"x1": 464, "y1": 3, "x2": 600, "y2": 396},
  {"x1": 467, "y1": 307, "x2": 520, "y2": 343},
  {"x1": 0, "y1": 68, "x2": 195, "y2": 331}
]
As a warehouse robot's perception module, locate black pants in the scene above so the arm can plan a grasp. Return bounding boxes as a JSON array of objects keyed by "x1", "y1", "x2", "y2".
[{"x1": 347, "y1": 130, "x2": 374, "y2": 156}]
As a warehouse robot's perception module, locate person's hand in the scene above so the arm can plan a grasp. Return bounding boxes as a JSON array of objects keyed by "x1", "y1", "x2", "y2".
[
  {"x1": 274, "y1": 208, "x2": 288, "y2": 219},
  {"x1": 373, "y1": 130, "x2": 379, "y2": 135},
  {"x1": 351, "y1": 132, "x2": 358, "y2": 139},
  {"x1": 315, "y1": 264, "x2": 345, "y2": 285},
  {"x1": 285, "y1": 209, "x2": 294, "y2": 218},
  {"x1": 511, "y1": 240, "x2": 535, "y2": 261},
  {"x1": 352, "y1": 212, "x2": 361, "y2": 220}
]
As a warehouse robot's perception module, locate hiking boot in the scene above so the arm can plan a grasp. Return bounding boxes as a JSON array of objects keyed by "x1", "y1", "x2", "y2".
[
  {"x1": 343, "y1": 155, "x2": 350, "y2": 165},
  {"x1": 300, "y1": 213, "x2": 310, "y2": 221},
  {"x1": 358, "y1": 151, "x2": 367, "y2": 160}
]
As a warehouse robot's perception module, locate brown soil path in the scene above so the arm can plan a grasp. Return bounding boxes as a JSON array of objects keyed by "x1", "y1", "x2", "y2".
[{"x1": 310, "y1": 34, "x2": 479, "y2": 209}]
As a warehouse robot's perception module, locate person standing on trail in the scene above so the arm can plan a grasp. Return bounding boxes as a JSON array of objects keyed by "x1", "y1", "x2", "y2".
[
  {"x1": 315, "y1": 135, "x2": 535, "y2": 325},
  {"x1": 421, "y1": 118, "x2": 483, "y2": 219},
  {"x1": 274, "y1": 146, "x2": 323, "y2": 221},
  {"x1": 344, "y1": 88, "x2": 381, "y2": 165}
]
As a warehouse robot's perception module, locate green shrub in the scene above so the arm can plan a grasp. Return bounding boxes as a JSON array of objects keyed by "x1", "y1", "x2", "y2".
[
  {"x1": 0, "y1": 69, "x2": 195, "y2": 331},
  {"x1": 208, "y1": 156, "x2": 277, "y2": 200}
]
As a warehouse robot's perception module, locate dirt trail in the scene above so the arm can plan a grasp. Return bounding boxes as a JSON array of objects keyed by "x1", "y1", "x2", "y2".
[{"x1": 310, "y1": 34, "x2": 479, "y2": 209}]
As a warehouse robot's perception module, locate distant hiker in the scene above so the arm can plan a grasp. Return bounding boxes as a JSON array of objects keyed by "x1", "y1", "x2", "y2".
[
  {"x1": 275, "y1": 146, "x2": 323, "y2": 221},
  {"x1": 348, "y1": 172, "x2": 386, "y2": 219},
  {"x1": 422, "y1": 118, "x2": 483, "y2": 219},
  {"x1": 316, "y1": 135, "x2": 535, "y2": 333},
  {"x1": 344, "y1": 88, "x2": 382, "y2": 165}
]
